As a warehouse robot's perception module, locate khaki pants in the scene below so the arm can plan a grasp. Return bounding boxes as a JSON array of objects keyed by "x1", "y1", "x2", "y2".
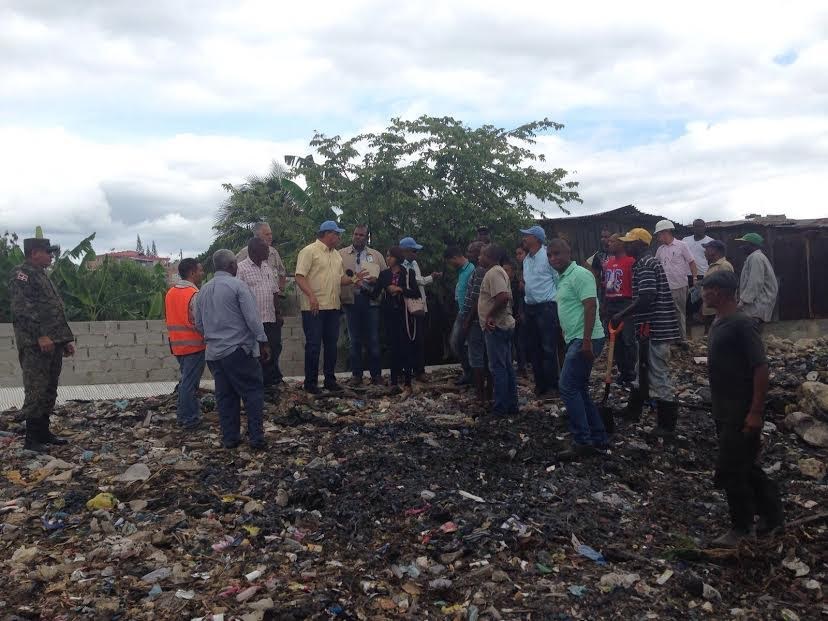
[{"x1": 671, "y1": 286, "x2": 688, "y2": 340}]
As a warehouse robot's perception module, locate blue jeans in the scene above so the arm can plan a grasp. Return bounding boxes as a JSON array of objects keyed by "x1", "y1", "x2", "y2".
[
  {"x1": 560, "y1": 338, "x2": 607, "y2": 446},
  {"x1": 302, "y1": 309, "x2": 341, "y2": 387},
  {"x1": 524, "y1": 301, "x2": 560, "y2": 393},
  {"x1": 207, "y1": 348, "x2": 264, "y2": 445},
  {"x1": 450, "y1": 313, "x2": 471, "y2": 379},
  {"x1": 176, "y1": 351, "x2": 205, "y2": 426},
  {"x1": 467, "y1": 321, "x2": 486, "y2": 369},
  {"x1": 484, "y1": 328, "x2": 518, "y2": 415},
  {"x1": 344, "y1": 296, "x2": 381, "y2": 380}
]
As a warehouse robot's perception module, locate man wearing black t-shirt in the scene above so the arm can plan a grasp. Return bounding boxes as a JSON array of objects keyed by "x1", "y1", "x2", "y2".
[{"x1": 703, "y1": 270, "x2": 784, "y2": 547}]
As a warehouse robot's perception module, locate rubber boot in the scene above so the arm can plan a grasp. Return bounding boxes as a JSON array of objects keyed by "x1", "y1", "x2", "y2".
[
  {"x1": 40, "y1": 414, "x2": 68, "y2": 445},
  {"x1": 653, "y1": 400, "x2": 678, "y2": 442},
  {"x1": 473, "y1": 369, "x2": 486, "y2": 405},
  {"x1": 621, "y1": 388, "x2": 644, "y2": 422},
  {"x1": 24, "y1": 419, "x2": 49, "y2": 453}
]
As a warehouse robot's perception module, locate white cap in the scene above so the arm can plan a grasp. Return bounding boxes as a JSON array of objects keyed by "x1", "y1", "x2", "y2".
[{"x1": 653, "y1": 219, "x2": 675, "y2": 234}]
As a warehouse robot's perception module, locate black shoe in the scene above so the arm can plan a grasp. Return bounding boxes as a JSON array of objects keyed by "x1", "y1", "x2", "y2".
[
  {"x1": 181, "y1": 420, "x2": 203, "y2": 430},
  {"x1": 621, "y1": 389, "x2": 644, "y2": 422},
  {"x1": 223, "y1": 440, "x2": 240, "y2": 450},
  {"x1": 454, "y1": 376, "x2": 472, "y2": 386},
  {"x1": 41, "y1": 431, "x2": 69, "y2": 445},
  {"x1": 347, "y1": 377, "x2": 363, "y2": 387},
  {"x1": 304, "y1": 384, "x2": 321, "y2": 395},
  {"x1": 249, "y1": 441, "x2": 268, "y2": 451},
  {"x1": 324, "y1": 381, "x2": 344, "y2": 392},
  {"x1": 557, "y1": 443, "x2": 600, "y2": 462},
  {"x1": 756, "y1": 516, "x2": 785, "y2": 537}
]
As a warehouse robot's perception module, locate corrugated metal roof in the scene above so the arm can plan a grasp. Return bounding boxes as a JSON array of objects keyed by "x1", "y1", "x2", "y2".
[{"x1": 706, "y1": 216, "x2": 828, "y2": 229}]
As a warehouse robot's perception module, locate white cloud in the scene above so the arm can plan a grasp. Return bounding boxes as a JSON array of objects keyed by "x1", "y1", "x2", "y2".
[
  {"x1": 0, "y1": 127, "x2": 305, "y2": 256},
  {"x1": 0, "y1": 0, "x2": 826, "y2": 256}
]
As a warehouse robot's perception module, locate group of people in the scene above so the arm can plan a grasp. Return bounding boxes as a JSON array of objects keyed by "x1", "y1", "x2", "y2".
[{"x1": 9, "y1": 217, "x2": 784, "y2": 547}]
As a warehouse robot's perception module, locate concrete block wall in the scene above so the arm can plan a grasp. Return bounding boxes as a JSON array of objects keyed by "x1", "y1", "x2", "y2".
[{"x1": 0, "y1": 318, "x2": 307, "y2": 387}]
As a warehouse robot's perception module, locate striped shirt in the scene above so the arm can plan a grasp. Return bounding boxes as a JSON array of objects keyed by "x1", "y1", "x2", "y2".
[
  {"x1": 463, "y1": 266, "x2": 487, "y2": 316},
  {"x1": 236, "y1": 257, "x2": 278, "y2": 323},
  {"x1": 632, "y1": 253, "x2": 680, "y2": 343}
]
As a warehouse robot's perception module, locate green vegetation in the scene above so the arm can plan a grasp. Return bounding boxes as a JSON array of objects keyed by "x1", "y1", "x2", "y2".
[{"x1": 1, "y1": 232, "x2": 166, "y2": 323}]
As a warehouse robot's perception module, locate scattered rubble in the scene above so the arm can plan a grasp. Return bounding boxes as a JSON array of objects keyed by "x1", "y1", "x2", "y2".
[{"x1": 0, "y1": 335, "x2": 826, "y2": 619}]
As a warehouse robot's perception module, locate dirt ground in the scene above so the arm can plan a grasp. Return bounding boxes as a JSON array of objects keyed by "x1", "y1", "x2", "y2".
[{"x1": 1, "y1": 337, "x2": 826, "y2": 620}]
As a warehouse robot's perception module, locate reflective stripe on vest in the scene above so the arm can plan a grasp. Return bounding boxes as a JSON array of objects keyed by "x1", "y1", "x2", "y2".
[{"x1": 164, "y1": 286, "x2": 206, "y2": 356}]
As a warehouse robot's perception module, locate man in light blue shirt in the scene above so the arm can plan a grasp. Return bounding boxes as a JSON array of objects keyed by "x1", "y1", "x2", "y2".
[
  {"x1": 196, "y1": 249, "x2": 270, "y2": 450},
  {"x1": 519, "y1": 225, "x2": 560, "y2": 396}
]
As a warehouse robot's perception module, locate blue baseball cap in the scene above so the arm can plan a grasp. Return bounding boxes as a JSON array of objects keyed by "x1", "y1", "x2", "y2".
[
  {"x1": 319, "y1": 220, "x2": 345, "y2": 234},
  {"x1": 519, "y1": 225, "x2": 546, "y2": 243},
  {"x1": 399, "y1": 237, "x2": 423, "y2": 250}
]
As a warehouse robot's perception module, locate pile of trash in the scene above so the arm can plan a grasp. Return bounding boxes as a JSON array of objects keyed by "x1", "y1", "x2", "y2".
[{"x1": 1, "y1": 336, "x2": 826, "y2": 620}]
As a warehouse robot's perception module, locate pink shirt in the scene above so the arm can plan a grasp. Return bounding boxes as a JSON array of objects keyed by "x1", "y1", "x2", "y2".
[
  {"x1": 236, "y1": 257, "x2": 278, "y2": 323},
  {"x1": 655, "y1": 239, "x2": 695, "y2": 290}
]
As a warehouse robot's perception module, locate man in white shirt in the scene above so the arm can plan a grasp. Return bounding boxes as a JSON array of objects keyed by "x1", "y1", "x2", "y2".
[{"x1": 682, "y1": 219, "x2": 714, "y2": 276}]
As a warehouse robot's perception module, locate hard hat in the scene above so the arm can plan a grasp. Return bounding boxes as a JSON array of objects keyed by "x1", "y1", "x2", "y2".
[{"x1": 653, "y1": 219, "x2": 675, "y2": 234}]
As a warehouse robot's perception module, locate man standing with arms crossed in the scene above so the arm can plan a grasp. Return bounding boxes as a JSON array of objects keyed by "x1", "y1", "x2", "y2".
[
  {"x1": 9, "y1": 237, "x2": 75, "y2": 452},
  {"x1": 340, "y1": 225, "x2": 386, "y2": 386}
]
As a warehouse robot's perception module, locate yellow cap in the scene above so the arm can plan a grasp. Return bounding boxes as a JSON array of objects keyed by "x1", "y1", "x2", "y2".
[{"x1": 618, "y1": 228, "x2": 653, "y2": 244}]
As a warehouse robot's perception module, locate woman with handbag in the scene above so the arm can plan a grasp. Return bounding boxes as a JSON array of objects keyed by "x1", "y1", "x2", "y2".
[{"x1": 376, "y1": 246, "x2": 422, "y2": 390}]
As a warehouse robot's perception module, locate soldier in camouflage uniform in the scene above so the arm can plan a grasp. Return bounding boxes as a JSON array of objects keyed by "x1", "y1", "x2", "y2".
[{"x1": 9, "y1": 238, "x2": 75, "y2": 452}]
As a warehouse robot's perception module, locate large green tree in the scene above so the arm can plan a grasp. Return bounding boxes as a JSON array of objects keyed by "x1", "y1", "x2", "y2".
[
  {"x1": 208, "y1": 116, "x2": 581, "y2": 273},
  {"x1": 286, "y1": 115, "x2": 581, "y2": 266}
]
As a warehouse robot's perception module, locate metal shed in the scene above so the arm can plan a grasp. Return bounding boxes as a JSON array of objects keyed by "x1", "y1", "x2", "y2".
[{"x1": 705, "y1": 215, "x2": 828, "y2": 320}]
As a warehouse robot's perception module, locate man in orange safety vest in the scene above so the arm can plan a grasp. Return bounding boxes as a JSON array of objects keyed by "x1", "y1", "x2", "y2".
[{"x1": 165, "y1": 258, "x2": 206, "y2": 429}]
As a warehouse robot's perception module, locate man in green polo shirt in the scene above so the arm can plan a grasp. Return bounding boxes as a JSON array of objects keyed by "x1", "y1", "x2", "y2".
[{"x1": 547, "y1": 238, "x2": 608, "y2": 460}]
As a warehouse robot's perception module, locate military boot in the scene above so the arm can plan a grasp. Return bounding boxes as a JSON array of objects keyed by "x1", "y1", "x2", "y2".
[
  {"x1": 40, "y1": 414, "x2": 68, "y2": 445},
  {"x1": 24, "y1": 420, "x2": 49, "y2": 453}
]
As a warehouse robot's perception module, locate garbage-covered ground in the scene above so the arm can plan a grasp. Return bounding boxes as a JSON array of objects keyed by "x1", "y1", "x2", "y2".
[{"x1": 1, "y1": 336, "x2": 827, "y2": 620}]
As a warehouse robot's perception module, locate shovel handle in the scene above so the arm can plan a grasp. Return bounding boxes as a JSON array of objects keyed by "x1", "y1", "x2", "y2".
[{"x1": 604, "y1": 324, "x2": 619, "y2": 384}]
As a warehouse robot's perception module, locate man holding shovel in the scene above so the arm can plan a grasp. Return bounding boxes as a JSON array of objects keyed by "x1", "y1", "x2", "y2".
[
  {"x1": 610, "y1": 228, "x2": 681, "y2": 440},
  {"x1": 547, "y1": 239, "x2": 608, "y2": 460}
]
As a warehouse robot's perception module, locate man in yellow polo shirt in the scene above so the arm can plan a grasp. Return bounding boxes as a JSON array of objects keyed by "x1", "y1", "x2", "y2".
[{"x1": 294, "y1": 221, "x2": 367, "y2": 394}]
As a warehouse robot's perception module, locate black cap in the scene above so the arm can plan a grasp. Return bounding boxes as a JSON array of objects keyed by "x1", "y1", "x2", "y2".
[
  {"x1": 702, "y1": 239, "x2": 726, "y2": 253},
  {"x1": 23, "y1": 238, "x2": 59, "y2": 255},
  {"x1": 702, "y1": 270, "x2": 738, "y2": 290}
]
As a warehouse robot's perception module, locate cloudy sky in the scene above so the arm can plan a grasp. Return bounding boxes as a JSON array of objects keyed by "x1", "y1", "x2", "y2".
[{"x1": 1, "y1": 1, "x2": 826, "y2": 257}]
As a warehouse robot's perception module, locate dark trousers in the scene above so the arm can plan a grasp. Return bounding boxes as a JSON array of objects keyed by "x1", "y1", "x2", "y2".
[
  {"x1": 413, "y1": 315, "x2": 426, "y2": 375},
  {"x1": 19, "y1": 346, "x2": 63, "y2": 425},
  {"x1": 604, "y1": 298, "x2": 637, "y2": 382},
  {"x1": 386, "y1": 308, "x2": 416, "y2": 386},
  {"x1": 207, "y1": 348, "x2": 264, "y2": 446},
  {"x1": 302, "y1": 309, "x2": 341, "y2": 388},
  {"x1": 176, "y1": 350, "x2": 205, "y2": 426},
  {"x1": 714, "y1": 416, "x2": 783, "y2": 531},
  {"x1": 262, "y1": 321, "x2": 283, "y2": 385},
  {"x1": 524, "y1": 301, "x2": 560, "y2": 393},
  {"x1": 514, "y1": 317, "x2": 528, "y2": 371},
  {"x1": 344, "y1": 296, "x2": 382, "y2": 379},
  {"x1": 484, "y1": 328, "x2": 518, "y2": 414}
]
